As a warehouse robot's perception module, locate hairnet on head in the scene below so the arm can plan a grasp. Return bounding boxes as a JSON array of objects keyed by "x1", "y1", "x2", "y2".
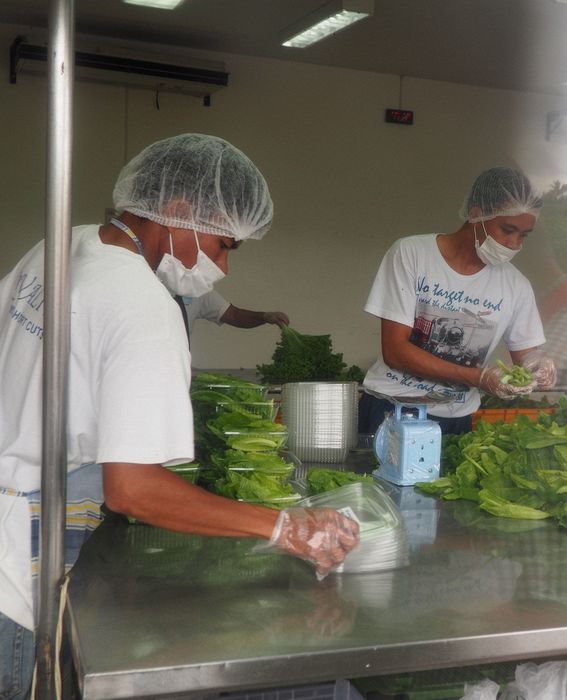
[
  {"x1": 459, "y1": 166, "x2": 543, "y2": 224},
  {"x1": 113, "y1": 133, "x2": 273, "y2": 241}
]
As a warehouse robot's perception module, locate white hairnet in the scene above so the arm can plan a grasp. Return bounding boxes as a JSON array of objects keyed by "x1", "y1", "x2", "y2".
[
  {"x1": 113, "y1": 133, "x2": 273, "y2": 241},
  {"x1": 459, "y1": 167, "x2": 543, "y2": 224}
]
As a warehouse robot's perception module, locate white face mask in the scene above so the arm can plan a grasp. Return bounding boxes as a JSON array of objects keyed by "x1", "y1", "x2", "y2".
[
  {"x1": 155, "y1": 231, "x2": 226, "y2": 297},
  {"x1": 474, "y1": 221, "x2": 521, "y2": 266}
]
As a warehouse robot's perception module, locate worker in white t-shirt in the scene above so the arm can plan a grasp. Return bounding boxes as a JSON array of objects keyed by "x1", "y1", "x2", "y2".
[
  {"x1": 0, "y1": 133, "x2": 359, "y2": 698},
  {"x1": 359, "y1": 167, "x2": 557, "y2": 436},
  {"x1": 182, "y1": 289, "x2": 289, "y2": 336}
]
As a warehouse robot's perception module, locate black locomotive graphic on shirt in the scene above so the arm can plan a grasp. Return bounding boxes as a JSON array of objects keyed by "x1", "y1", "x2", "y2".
[{"x1": 410, "y1": 305, "x2": 494, "y2": 368}]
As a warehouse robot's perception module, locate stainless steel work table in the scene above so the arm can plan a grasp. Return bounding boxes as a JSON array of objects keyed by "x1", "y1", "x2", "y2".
[{"x1": 66, "y1": 457, "x2": 567, "y2": 700}]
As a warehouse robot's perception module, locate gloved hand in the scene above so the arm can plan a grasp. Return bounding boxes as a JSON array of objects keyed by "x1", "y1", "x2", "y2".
[
  {"x1": 520, "y1": 351, "x2": 557, "y2": 391},
  {"x1": 270, "y1": 507, "x2": 359, "y2": 580},
  {"x1": 479, "y1": 364, "x2": 537, "y2": 400},
  {"x1": 262, "y1": 311, "x2": 290, "y2": 328}
]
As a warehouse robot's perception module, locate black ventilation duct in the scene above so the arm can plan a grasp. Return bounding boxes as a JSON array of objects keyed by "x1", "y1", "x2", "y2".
[{"x1": 10, "y1": 35, "x2": 229, "y2": 106}]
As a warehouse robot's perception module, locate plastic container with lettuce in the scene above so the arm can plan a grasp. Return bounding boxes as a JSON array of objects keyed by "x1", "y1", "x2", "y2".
[{"x1": 191, "y1": 372, "x2": 300, "y2": 507}]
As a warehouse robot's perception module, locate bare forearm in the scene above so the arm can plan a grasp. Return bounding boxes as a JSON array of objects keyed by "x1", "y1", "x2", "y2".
[
  {"x1": 221, "y1": 305, "x2": 289, "y2": 329},
  {"x1": 103, "y1": 463, "x2": 278, "y2": 538},
  {"x1": 221, "y1": 304, "x2": 267, "y2": 328},
  {"x1": 384, "y1": 340, "x2": 482, "y2": 387},
  {"x1": 381, "y1": 320, "x2": 482, "y2": 388}
]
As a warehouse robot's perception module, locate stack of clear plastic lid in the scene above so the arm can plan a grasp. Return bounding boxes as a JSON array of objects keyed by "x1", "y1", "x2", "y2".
[
  {"x1": 281, "y1": 382, "x2": 359, "y2": 463},
  {"x1": 299, "y1": 481, "x2": 409, "y2": 574}
]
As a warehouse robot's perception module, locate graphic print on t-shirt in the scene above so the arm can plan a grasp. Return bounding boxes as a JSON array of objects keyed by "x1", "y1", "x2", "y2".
[
  {"x1": 410, "y1": 304, "x2": 495, "y2": 369},
  {"x1": 407, "y1": 273, "x2": 501, "y2": 372}
]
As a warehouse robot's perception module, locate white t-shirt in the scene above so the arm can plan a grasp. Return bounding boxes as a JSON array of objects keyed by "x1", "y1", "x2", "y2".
[
  {"x1": 0, "y1": 225, "x2": 195, "y2": 628},
  {"x1": 363, "y1": 234, "x2": 545, "y2": 418},
  {"x1": 182, "y1": 290, "x2": 230, "y2": 332}
]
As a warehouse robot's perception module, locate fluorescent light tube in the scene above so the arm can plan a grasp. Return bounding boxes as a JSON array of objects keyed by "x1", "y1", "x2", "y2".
[
  {"x1": 122, "y1": 0, "x2": 186, "y2": 9},
  {"x1": 282, "y1": 10, "x2": 367, "y2": 47},
  {"x1": 281, "y1": 0, "x2": 373, "y2": 48}
]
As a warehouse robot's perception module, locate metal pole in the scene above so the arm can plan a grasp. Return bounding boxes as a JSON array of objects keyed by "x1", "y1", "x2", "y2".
[{"x1": 36, "y1": 0, "x2": 75, "y2": 697}]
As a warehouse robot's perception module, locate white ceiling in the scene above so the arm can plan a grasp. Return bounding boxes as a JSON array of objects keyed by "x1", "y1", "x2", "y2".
[{"x1": 2, "y1": 0, "x2": 567, "y2": 96}]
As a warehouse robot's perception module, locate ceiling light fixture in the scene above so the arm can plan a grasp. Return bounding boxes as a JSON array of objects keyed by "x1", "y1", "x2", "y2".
[
  {"x1": 122, "y1": 0, "x2": 187, "y2": 10},
  {"x1": 281, "y1": 0, "x2": 374, "y2": 48}
]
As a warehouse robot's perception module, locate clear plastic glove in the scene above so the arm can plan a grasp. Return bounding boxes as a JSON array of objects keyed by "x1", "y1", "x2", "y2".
[
  {"x1": 520, "y1": 351, "x2": 557, "y2": 391},
  {"x1": 479, "y1": 364, "x2": 537, "y2": 400},
  {"x1": 262, "y1": 311, "x2": 290, "y2": 328},
  {"x1": 270, "y1": 507, "x2": 359, "y2": 580}
]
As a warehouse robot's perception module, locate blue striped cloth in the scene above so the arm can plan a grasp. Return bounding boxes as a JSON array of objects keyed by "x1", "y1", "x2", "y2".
[{"x1": 26, "y1": 462, "x2": 104, "y2": 618}]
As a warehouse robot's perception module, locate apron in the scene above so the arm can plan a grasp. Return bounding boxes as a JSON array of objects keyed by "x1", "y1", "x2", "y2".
[
  {"x1": 0, "y1": 491, "x2": 34, "y2": 631},
  {"x1": 0, "y1": 463, "x2": 103, "y2": 633}
]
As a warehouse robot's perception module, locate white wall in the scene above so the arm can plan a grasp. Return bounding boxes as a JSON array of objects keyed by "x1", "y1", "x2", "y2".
[{"x1": 2, "y1": 24, "x2": 567, "y2": 372}]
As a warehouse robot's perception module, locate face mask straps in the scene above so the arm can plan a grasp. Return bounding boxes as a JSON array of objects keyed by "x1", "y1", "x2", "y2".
[
  {"x1": 193, "y1": 230, "x2": 202, "y2": 254},
  {"x1": 156, "y1": 227, "x2": 226, "y2": 297},
  {"x1": 480, "y1": 219, "x2": 493, "y2": 245},
  {"x1": 168, "y1": 229, "x2": 202, "y2": 268},
  {"x1": 474, "y1": 221, "x2": 521, "y2": 266}
]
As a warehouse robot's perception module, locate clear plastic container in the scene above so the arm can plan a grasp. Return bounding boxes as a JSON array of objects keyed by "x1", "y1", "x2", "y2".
[
  {"x1": 191, "y1": 379, "x2": 268, "y2": 401},
  {"x1": 281, "y1": 382, "x2": 359, "y2": 463},
  {"x1": 212, "y1": 427, "x2": 288, "y2": 452},
  {"x1": 213, "y1": 400, "x2": 279, "y2": 422},
  {"x1": 225, "y1": 449, "x2": 300, "y2": 479},
  {"x1": 213, "y1": 467, "x2": 301, "y2": 509},
  {"x1": 299, "y1": 481, "x2": 409, "y2": 574}
]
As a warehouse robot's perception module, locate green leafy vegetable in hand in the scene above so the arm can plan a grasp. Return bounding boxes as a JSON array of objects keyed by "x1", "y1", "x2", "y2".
[
  {"x1": 341, "y1": 364, "x2": 365, "y2": 383},
  {"x1": 495, "y1": 360, "x2": 533, "y2": 387},
  {"x1": 257, "y1": 326, "x2": 362, "y2": 384}
]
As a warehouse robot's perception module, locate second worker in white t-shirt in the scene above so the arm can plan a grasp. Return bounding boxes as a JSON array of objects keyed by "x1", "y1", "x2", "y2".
[{"x1": 359, "y1": 167, "x2": 557, "y2": 436}]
